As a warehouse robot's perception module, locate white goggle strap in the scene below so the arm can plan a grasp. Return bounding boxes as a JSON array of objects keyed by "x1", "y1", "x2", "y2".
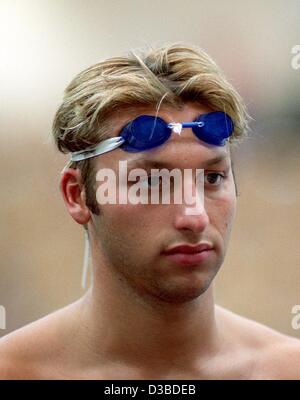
[
  {"x1": 81, "y1": 230, "x2": 90, "y2": 289},
  {"x1": 60, "y1": 137, "x2": 125, "y2": 174},
  {"x1": 71, "y1": 137, "x2": 125, "y2": 162}
]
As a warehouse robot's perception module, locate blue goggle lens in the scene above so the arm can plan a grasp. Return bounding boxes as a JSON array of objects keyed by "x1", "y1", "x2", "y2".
[
  {"x1": 120, "y1": 111, "x2": 234, "y2": 152},
  {"x1": 192, "y1": 111, "x2": 234, "y2": 146},
  {"x1": 120, "y1": 115, "x2": 171, "y2": 152}
]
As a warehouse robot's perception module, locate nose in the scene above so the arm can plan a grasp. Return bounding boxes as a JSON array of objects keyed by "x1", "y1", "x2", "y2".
[
  {"x1": 173, "y1": 177, "x2": 210, "y2": 234},
  {"x1": 173, "y1": 206, "x2": 210, "y2": 234}
]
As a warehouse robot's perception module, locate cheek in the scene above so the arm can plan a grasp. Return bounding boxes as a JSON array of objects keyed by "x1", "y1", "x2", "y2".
[
  {"x1": 93, "y1": 204, "x2": 163, "y2": 283},
  {"x1": 222, "y1": 197, "x2": 236, "y2": 235},
  {"x1": 207, "y1": 190, "x2": 236, "y2": 238},
  {"x1": 97, "y1": 204, "x2": 158, "y2": 255}
]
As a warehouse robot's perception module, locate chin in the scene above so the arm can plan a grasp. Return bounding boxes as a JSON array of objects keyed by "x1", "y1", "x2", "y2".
[{"x1": 152, "y1": 279, "x2": 212, "y2": 304}]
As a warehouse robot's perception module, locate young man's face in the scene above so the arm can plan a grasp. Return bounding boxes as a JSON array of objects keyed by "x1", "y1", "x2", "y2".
[{"x1": 89, "y1": 103, "x2": 237, "y2": 303}]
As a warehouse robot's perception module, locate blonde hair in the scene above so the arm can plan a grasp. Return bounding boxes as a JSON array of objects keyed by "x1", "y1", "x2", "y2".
[{"x1": 52, "y1": 42, "x2": 250, "y2": 212}]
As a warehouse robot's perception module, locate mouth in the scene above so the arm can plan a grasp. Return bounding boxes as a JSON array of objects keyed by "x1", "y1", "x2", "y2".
[{"x1": 161, "y1": 243, "x2": 213, "y2": 266}]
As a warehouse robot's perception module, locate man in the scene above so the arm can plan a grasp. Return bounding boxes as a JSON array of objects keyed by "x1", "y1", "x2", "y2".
[{"x1": 1, "y1": 43, "x2": 300, "y2": 380}]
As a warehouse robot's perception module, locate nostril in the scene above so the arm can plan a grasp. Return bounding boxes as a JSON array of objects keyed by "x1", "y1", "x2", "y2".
[{"x1": 174, "y1": 209, "x2": 210, "y2": 234}]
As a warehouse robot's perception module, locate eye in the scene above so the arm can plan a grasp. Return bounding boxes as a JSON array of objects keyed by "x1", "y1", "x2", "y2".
[
  {"x1": 140, "y1": 174, "x2": 162, "y2": 188},
  {"x1": 204, "y1": 172, "x2": 225, "y2": 186}
]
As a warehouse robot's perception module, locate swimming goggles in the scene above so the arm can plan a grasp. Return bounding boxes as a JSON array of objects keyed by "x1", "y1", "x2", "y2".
[{"x1": 70, "y1": 111, "x2": 234, "y2": 162}]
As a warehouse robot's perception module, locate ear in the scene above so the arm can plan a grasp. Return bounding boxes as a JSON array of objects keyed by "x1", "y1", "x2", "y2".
[{"x1": 60, "y1": 168, "x2": 91, "y2": 225}]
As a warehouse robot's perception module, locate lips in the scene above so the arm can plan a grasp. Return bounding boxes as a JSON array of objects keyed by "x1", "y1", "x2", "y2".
[
  {"x1": 163, "y1": 243, "x2": 213, "y2": 255},
  {"x1": 162, "y1": 243, "x2": 213, "y2": 266}
]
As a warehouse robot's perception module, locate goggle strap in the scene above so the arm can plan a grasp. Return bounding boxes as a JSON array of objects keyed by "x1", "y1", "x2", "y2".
[
  {"x1": 70, "y1": 137, "x2": 125, "y2": 162},
  {"x1": 167, "y1": 121, "x2": 205, "y2": 135},
  {"x1": 61, "y1": 137, "x2": 125, "y2": 173},
  {"x1": 168, "y1": 123, "x2": 183, "y2": 135},
  {"x1": 181, "y1": 121, "x2": 205, "y2": 128},
  {"x1": 81, "y1": 230, "x2": 90, "y2": 289}
]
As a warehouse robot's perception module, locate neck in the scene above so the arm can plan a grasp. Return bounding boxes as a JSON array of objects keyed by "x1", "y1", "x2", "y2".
[{"x1": 75, "y1": 258, "x2": 221, "y2": 373}]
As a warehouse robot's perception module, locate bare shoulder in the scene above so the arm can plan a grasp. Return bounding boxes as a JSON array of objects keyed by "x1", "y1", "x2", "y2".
[
  {"x1": 216, "y1": 305, "x2": 300, "y2": 379},
  {"x1": 0, "y1": 342, "x2": 36, "y2": 380},
  {"x1": 0, "y1": 299, "x2": 83, "y2": 379}
]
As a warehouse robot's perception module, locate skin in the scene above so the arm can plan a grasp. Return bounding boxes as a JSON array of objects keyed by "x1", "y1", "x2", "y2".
[{"x1": 1, "y1": 103, "x2": 300, "y2": 379}]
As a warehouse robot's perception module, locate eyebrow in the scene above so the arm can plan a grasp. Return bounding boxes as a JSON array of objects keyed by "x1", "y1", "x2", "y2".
[{"x1": 127, "y1": 154, "x2": 229, "y2": 170}]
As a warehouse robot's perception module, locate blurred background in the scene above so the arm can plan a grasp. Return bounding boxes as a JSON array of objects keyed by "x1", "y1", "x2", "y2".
[{"x1": 0, "y1": 0, "x2": 299, "y2": 338}]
